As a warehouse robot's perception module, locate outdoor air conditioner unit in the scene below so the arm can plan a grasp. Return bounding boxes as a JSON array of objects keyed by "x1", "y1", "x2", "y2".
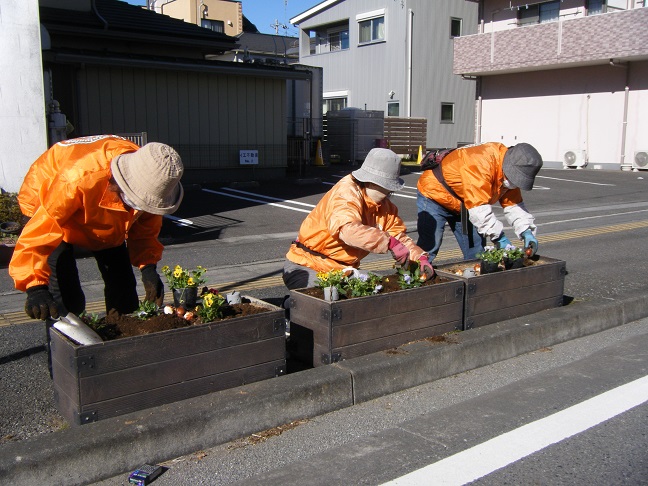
[
  {"x1": 633, "y1": 150, "x2": 648, "y2": 170},
  {"x1": 563, "y1": 149, "x2": 587, "y2": 169}
]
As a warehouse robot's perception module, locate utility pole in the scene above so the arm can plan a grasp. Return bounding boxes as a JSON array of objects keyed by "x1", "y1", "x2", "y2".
[{"x1": 270, "y1": 19, "x2": 287, "y2": 34}]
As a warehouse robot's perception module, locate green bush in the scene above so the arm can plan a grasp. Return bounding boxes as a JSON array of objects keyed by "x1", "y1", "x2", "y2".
[{"x1": 0, "y1": 192, "x2": 23, "y2": 224}]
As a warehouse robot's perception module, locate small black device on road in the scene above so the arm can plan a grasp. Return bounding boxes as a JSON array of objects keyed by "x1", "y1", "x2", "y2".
[{"x1": 128, "y1": 464, "x2": 164, "y2": 485}]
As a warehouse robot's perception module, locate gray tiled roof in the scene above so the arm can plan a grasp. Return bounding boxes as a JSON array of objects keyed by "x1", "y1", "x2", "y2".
[
  {"x1": 235, "y1": 32, "x2": 299, "y2": 57},
  {"x1": 40, "y1": 0, "x2": 236, "y2": 48}
]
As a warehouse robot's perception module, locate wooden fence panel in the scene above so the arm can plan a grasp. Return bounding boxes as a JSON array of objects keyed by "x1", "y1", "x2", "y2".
[{"x1": 383, "y1": 117, "x2": 427, "y2": 154}]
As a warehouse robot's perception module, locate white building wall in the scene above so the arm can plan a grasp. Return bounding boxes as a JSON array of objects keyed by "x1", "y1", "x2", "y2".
[
  {"x1": 479, "y1": 63, "x2": 646, "y2": 169},
  {"x1": 0, "y1": 0, "x2": 47, "y2": 192}
]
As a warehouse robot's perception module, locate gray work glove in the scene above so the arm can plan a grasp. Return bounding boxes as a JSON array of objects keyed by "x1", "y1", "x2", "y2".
[
  {"x1": 25, "y1": 285, "x2": 60, "y2": 320},
  {"x1": 141, "y1": 264, "x2": 164, "y2": 306}
]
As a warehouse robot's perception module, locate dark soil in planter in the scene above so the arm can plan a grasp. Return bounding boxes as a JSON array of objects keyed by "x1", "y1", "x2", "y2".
[
  {"x1": 442, "y1": 255, "x2": 543, "y2": 276},
  {"x1": 297, "y1": 273, "x2": 452, "y2": 300},
  {"x1": 90, "y1": 300, "x2": 270, "y2": 341}
]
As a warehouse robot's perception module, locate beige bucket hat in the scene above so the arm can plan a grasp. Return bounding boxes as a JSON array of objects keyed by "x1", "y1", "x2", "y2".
[
  {"x1": 352, "y1": 148, "x2": 404, "y2": 192},
  {"x1": 111, "y1": 143, "x2": 184, "y2": 215}
]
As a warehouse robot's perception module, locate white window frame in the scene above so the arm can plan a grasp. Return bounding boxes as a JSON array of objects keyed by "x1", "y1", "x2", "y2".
[
  {"x1": 440, "y1": 102, "x2": 455, "y2": 124},
  {"x1": 323, "y1": 90, "x2": 349, "y2": 115},
  {"x1": 387, "y1": 101, "x2": 400, "y2": 117},
  {"x1": 450, "y1": 17, "x2": 462, "y2": 38},
  {"x1": 357, "y1": 9, "x2": 386, "y2": 45}
]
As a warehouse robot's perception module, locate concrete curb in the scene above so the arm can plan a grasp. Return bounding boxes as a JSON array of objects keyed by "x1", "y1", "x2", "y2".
[{"x1": 1, "y1": 290, "x2": 647, "y2": 484}]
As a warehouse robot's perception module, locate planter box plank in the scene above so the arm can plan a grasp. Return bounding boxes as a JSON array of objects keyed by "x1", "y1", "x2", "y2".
[
  {"x1": 289, "y1": 279, "x2": 464, "y2": 367},
  {"x1": 79, "y1": 338, "x2": 285, "y2": 403},
  {"x1": 474, "y1": 296, "x2": 564, "y2": 327},
  {"x1": 74, "y1": 360, "x2": 285, "y2": 422},
  {"x1": 469, "y1": 280, "x2": 564, "y2": 315},
  {"x1": 50, "y1": 297, "x2": 286, "y2": 425},
  {"x1": 65, "y1": 316, "x2": 282, "y2": 377},
  {"x1": 332, "y1": 301, "x2": 464, "y2": 347},
  {"x1": 333, "y1": 321, "x2": 460, "y2": 362},
  {"x1": 436, "y1": 257, "x2": 566, "y2": 330}
]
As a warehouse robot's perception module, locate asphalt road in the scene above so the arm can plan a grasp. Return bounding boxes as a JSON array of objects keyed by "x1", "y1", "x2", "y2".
[
  {"x1": 91, "y1": 318, "x2": 648, "y2": 486},
  {"x1": 1, "y1": 164, "x2": 648, "y2": 480}
]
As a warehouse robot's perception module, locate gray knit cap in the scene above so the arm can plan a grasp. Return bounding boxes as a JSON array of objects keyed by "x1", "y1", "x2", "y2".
[
  {"x1": 111, "y1": 143, "x2": 184, "y2": 215},
  {"x1": 352, "y1": 148, "x2": 404, "y2": 192},
  {"x1": 503, "y1": 143, "x2": 543, "y2": 191}
]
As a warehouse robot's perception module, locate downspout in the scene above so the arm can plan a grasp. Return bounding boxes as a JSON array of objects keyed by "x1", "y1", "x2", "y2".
[
  {"x1": 92, "y1": 0, "x2": 108, "y2": 30},
  {"x1": 406, "y1": 9, "x2": 413, "y2": 117},
  {"x1": 620, "y1": 65, "x2": 631, "y2": 170},
  {"x1": 476, "y1": 78, "x2": 483, "y2": 144}
]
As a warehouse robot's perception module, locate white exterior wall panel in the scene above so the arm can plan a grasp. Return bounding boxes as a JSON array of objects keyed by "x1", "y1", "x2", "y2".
[
  {"x1": 0, "y1": 0, "x2": 48, "y2": 192},
  {"x1": 480, "y1": 63, "x2": 647, "y2": 167}
]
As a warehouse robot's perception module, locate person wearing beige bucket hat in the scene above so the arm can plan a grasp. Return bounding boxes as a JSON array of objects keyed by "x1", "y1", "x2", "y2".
[
  {"x1": 10, "y1": 136, "x2": 184, "y2": 330},
  {"x1": 283, "y1": 148, "x2": 434, "y2": 292}
]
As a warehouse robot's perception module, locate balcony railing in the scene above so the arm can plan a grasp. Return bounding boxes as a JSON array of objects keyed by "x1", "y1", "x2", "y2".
[{"x1": 454, "y1": 7, "x2": 648, "y2": 75}]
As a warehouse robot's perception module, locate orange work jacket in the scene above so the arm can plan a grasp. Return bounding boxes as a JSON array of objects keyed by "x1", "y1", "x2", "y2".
[
  {"x1": 286, "y1": 175, "x2": 424, "y2": 273},
  {"x1": 10, "y1": 135, "x2": 164, "y2": 291},
  {"x1": 417, "y1": 142, "x2": 524, "y2": 213}
]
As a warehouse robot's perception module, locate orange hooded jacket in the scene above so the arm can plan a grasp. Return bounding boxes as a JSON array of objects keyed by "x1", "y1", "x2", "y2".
[
  {"x1": 286, "y1": 174, "x2": 425, "y2": 273},
  {"x1": 417, "y1": 142, "x2": 523, "y2": 213},
  {"x1": 10, "y1": 135, "x2": 164, "y2": 292},
  {"x1": 417, "y1": 142, "x2": 539, "y2": 241}
]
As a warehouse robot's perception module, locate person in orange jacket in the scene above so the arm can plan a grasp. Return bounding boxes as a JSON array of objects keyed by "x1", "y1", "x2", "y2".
[
  {"x1": 10, "y1": 135, "x2": 184, "y2": 321},
  {"x1": 416, "y1": 142, "x2": 542, "y2": 261},
  {"x1": 283, "y1": 148, "x2": 434, "y2": 290}
]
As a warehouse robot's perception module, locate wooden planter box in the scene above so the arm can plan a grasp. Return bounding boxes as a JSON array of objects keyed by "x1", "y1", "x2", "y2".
[
  {"x1": 288, "y1": 278, "x2": 464, "y2": 367},
  {"x1": 435, "y1": 257, "x2": 566, "y2": 330},
  {"x1": 50, "y1": 297, "x2": 286, "y2": 425}
]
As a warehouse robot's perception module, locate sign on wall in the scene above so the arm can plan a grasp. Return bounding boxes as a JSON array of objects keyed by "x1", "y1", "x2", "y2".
[{"x1": 239, "y1": 150, "x2": 259, "y2": 165}]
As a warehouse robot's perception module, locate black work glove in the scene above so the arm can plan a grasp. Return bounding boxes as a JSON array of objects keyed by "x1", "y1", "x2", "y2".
[
  {"x1": 25, "y1": 285, "x2": 60, "y2": 320},
  {"x1": 141, "y1": 264, "x2": 164, "y2": 306}
]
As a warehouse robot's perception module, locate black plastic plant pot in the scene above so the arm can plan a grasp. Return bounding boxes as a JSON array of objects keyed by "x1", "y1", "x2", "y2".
[
  {"x1": 504, "y1": 257, "x2": 525, "y2": 270},
  {"x1": 0, "y1": 221, "x2": 20, "y2": 235},
  {"x1": 480, "y1": 260, "x2": 500, "y2": 274}
]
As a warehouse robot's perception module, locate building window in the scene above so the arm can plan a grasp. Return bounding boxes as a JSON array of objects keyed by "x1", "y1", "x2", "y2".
[
  {"x1": 201, "y1": 19, "x2": 224, "y2": 33},
  {"x1": 324, "y1": 97, "x2": 347, "y2": 115},
  {"x1": 358, "y1": 16, "x2": 385, "y2": 44},
  {"x1": 387, "y1": 102, "x2": 400, "y2": 117},
  {"x1": 328, "y1": 28, "x2": 349, "y2": 51},
  {"x1": 588, "y1": 0, "x2": 628, "y2": 15},
  {"x1": 441, "y1": 103, "x2": 454, "y2": 124},
  {"x1": 307, "y1": 22, "x2": 350, "y2": 55},
  {"x1": 518, "y1": 1, "x2": 560, "y2": 26},
  {"x1": 450, "y1": 18, "x2": 462, "y2": 38}
]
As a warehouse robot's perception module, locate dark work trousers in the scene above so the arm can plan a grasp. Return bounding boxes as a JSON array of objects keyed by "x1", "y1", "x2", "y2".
[
  {"x1": 45, "y1": 241, "x2": 139, "y2": 376},
  {"x1": 48, "y1": 241, "x2": 139, "y2": 315}
]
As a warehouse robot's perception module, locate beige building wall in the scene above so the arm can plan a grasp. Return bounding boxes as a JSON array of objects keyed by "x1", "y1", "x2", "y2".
[{"x1": 161, "y1": 0, "x2": 243, "y2": 36}]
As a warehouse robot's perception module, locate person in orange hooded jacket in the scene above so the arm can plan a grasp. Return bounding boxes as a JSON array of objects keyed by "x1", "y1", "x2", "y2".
[
  {"x1": 283, "y1": 148, "x2": 434, "y2": 290},
  {"x1": 10, "y1": 135, "x2": 184, "y2": 321},
  {"x1": 416, "y1": 142, "x2": 542, "y2": 261}
]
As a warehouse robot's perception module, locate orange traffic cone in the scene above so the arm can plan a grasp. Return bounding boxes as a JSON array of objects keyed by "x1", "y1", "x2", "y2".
[{"x1": 314, "y1": 139, "x2": 325, "y2": 166}]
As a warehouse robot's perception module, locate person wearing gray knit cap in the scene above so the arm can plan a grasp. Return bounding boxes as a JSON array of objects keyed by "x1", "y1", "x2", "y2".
[
  {"x1": 416, "y1": 142, "x2": 542, "y2": 262},
  {"x1": 11, "y1": 135, "x2": 184, "y2": 325}
]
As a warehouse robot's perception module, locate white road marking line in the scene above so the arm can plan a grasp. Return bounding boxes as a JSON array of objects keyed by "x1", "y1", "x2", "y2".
[
  {"x1": 220, "y1": 187, "x2": 315, "y2": 208},
  {"x1": 202, "y1": 188, "x2": 311, "y2": 214},
  {"x1": 537, "y1": 209, "x2": 648, "y2": 226},
  {"x1": 381, "y1": 374, "x2": 648, "y2": 486},
  {"x1": 535, "y1": 175, "x2": 615, "y2": 186},
  {"x1": 164, "y1": 215, "x2": 196, "y2": 227}
]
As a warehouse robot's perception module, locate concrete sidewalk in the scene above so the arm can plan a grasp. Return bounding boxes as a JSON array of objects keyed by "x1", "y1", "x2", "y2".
[{"x1": 1, "y1": 287, "x2": 647, "y2": 485}]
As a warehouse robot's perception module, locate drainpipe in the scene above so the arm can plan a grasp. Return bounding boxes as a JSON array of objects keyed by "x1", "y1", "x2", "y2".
[
  {"x1": 620, "y1": 65, "x2": 631, "y2": 170},
  {"x1": 406, "y1": 9, "x2": 413, "y2": 117}
]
